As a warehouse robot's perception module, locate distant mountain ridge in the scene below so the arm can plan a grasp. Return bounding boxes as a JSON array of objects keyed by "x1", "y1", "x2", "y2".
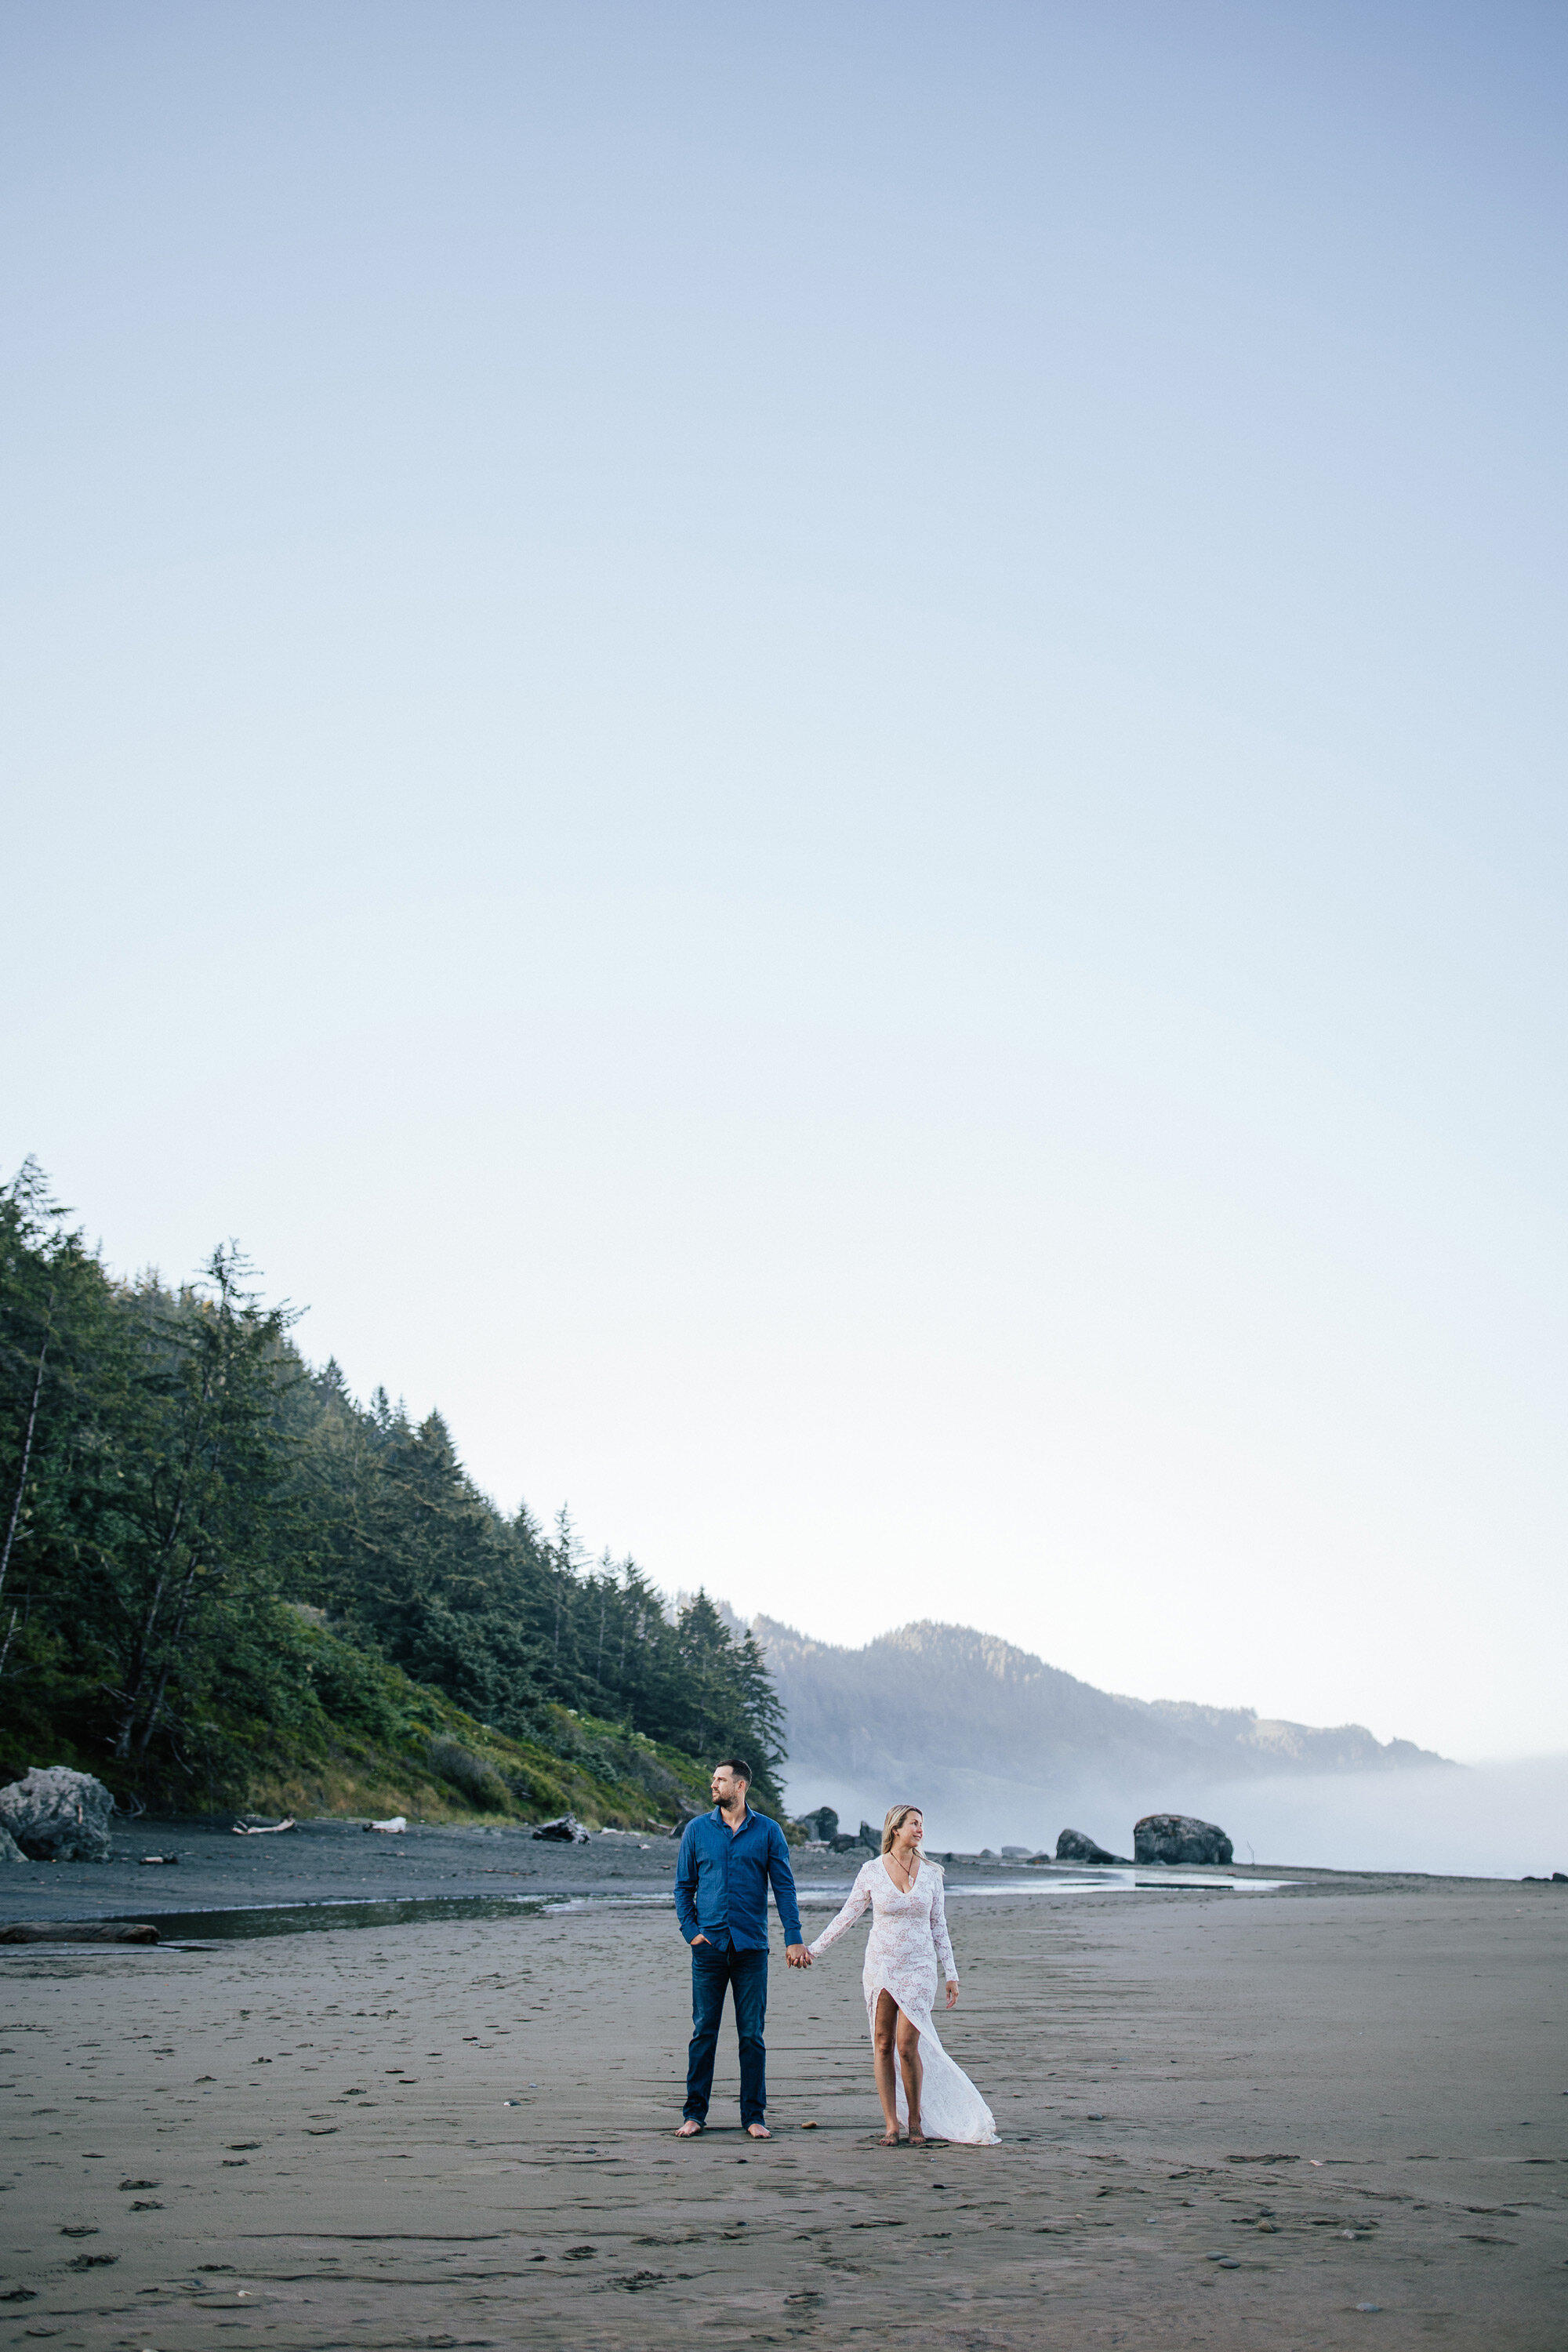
[{"x1": 753, "y1": 1617, "x2": 1449, "y2": 1799}]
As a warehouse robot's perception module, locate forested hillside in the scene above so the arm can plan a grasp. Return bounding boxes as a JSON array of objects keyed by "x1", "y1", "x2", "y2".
[
  {"x1": 760, "y1": 1617, "x2": 1447, "y2": 1788},
  {"x1": 0, "y1": 1163, "x2": 782, "y2": 1820},
  {"x1": 760, "y1": 1617, "x2": 1450, "y2": 1854}
]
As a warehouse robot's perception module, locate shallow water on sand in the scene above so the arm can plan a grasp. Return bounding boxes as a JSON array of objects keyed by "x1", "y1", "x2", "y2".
[
  {"x1": 98, "y1": 1868, "x2": 1292, "y2": 1945},
  {"x1": 114, "y1": 1892, "x2": 554, "y2": 1941}
]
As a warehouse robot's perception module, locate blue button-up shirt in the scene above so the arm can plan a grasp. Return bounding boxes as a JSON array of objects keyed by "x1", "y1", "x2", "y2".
[{"x1": 674, "y1": 1806, "x2": 804, "y2": 1951}]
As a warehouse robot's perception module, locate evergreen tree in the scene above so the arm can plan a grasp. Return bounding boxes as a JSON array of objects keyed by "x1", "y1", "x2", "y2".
[{"x1": 0, "y1": 1162, "x2": 788, "y2": 1809}]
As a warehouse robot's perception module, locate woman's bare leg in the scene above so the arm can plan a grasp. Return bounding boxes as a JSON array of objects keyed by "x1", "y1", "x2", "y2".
[
  {"x1": 895, "y1": 2011, "x2": 924, "y2": 2143},
  {"x1": 872, "y1": 1990, "x2": 901, "y2": 2142}
]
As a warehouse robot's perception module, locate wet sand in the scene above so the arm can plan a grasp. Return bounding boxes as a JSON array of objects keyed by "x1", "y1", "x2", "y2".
[
  {"x1": 0, "y1": 1816, "x2": 701, "y2": 1926},
  {"x1": 1, "y1": 1846, "x2": 1564, "y2": 2350}
]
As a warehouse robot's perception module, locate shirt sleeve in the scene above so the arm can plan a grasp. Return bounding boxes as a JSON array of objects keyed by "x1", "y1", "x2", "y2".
[
  {"x1": 807, "y1": 1862, "x2": 873, "y2": 1959},
  {"x1": 767, "y1": 1823, "x2": 804, "y2": 1946},
  {"x1": 673, "y1": 1823, "x2": 701, "y2": 1944},
  {"x1": 928, "y1": 1869, "x2": 957, "y2": 1981}
]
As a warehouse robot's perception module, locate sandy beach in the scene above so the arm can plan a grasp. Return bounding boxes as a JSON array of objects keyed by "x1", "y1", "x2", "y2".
[{"x1": 1, "y1": 1831, "x2": 1563, "y2": 2350}]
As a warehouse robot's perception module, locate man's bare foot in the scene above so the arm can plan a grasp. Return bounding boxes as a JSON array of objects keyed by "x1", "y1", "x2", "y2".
[
  {"x1": 878, "y1": 2127, "x2": 901, "y2": 2146},
  {"x1": 747, "y1": 2122, "x2": 771, "y2": 2139},
  {"x1": 675, "y1": 2119, "x2": 703, "y2": 2136}
]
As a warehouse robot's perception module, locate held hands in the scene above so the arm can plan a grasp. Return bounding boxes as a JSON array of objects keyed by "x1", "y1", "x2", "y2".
[
  {"x1": 691, "y1": 1933, "x2": 811, "y2": 1966},
  {"x1": 945, "y1": 1980, "x2": 960, "y2": 2009}
]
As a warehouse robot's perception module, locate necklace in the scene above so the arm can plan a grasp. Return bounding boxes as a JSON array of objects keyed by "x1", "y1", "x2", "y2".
[{"x1": 889, "y1": 1848, "x2": 918, "y2": 1889}]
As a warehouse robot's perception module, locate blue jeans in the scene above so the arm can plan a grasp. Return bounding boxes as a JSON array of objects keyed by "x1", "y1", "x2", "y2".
[{"x1": 684, "y1": 1939, "x2": 768, "y2": 2125}]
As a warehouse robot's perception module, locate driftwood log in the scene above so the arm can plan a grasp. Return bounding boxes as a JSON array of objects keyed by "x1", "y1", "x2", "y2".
[{"x1": 0, "y1": 1920, "x2": 160, "y2": 1944}]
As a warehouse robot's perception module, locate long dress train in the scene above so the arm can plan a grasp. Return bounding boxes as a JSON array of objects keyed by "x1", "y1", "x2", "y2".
[{"x1": 807, "y1": 1857, "x2": 998, "y2": 2144}]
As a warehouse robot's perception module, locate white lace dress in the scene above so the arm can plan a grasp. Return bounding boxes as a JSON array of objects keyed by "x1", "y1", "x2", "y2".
[{"x1": 807, "y1": 1857, "x2": 998, "y2": 2144}]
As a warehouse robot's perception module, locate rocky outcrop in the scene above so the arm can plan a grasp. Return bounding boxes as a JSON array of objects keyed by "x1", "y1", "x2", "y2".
[
  {"x1": 1055, "y1": 1828, "x2": 1129, "y2": 1865},
  {"x1": 531, "y1": 1813, "x2": 590, "y2": 1842},
  {"x1": 794, "y1": 1806, "x2": 839, "y2": 1842},
  {"x1": 0, "y1": 1824, "x2": 27, "y2": 1864},
  {"x1": 826, "y1": 1822, "x2": 880, "y2": 1854},
  {"x1": 0, "y1": 1766, "x2": 114, "y2": 1862},
  {"x1": 1134, "y1": 1812, "x2": 1232, "y2": 1866}
]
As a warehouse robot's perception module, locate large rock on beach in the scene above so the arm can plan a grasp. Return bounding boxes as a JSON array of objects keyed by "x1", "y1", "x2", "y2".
[
  {"x1": 531, "y1": 1813, "x2": 590, "y2": 1843},
  {"x1": 0, "y1": 1824, "x2": 27, "y2": 1864},
  {"x1": 0, "y1": 1766, "x2": 115, "y2": 1862},
  {"x1": 795, "y1": 1806, "x2": 839, "y2": 1842},
  {"x1": 1055, "y1": 1827, "x2": 1129, "y2": 1864},
  {"x1": 1134, "y1": 1812, "x2": 1233, "y2": 1866}
]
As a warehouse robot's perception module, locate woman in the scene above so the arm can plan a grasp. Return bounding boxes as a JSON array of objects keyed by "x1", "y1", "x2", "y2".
[{"x1": 806, "y1": 1804, "x2": 998, "y2": 2146}]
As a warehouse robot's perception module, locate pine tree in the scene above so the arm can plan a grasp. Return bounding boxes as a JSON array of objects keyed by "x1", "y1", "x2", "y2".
[{"x1": 0, "y1": 1162, "x2": 791, "y2": 1812}]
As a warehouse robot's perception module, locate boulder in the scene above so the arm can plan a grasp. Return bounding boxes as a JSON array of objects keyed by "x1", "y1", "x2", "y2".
[
  {"x1": 531, "y1": 1813, "x2": 590, "y2": 1843},
  {"x1": 0, "y1": 1766, "x2": 115, "y2": 1863},
  {"x1": 794, "y1": 1806, "x2": 839, "y2": 1843},
  {"x1": 829, "y1": 1832, "x2": 862, "y2": 1853},
  {"x1": 0, "y1": 1825, "x2": 27, "y2": 1865},
  {"x1": 858, "y1": 1820, "x2": 881, "y2": 1852},
  {"x1": 1134, "y1": 1813, "x2": 1233, "y2": 1867},
  {"x1": 1055, "y1": 1828, "x2": 1129, "y2": 1865}
]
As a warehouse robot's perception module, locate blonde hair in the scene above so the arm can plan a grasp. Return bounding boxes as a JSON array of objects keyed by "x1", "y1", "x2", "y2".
[{"x1": 881, "y1": 1803, "x2": 929, "y2": 1863}]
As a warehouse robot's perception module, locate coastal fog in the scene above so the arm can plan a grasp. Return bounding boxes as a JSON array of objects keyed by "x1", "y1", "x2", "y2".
[{"x1": 780, "y1": 1753, "x2": 1568, "y2": 1880}]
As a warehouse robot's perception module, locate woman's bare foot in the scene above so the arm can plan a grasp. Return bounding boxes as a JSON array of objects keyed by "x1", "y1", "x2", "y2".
[
  {"x1": 675, "y1": 2119, "x2": 703, "y2": 2136},
  {"x1": 746, "y1": 2122, "x2": 771, "y2": 2139},
  {"x1": 878, "y1": 2127, "x2": 901, "y2": 2146},
  {"x1": 909, "y1": 2132, "x2": 927, "y2": 2148}
]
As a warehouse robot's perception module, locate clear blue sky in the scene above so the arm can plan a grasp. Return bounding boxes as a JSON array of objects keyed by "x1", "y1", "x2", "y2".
[{"x1": 5, "y1": 3, "x2": 1566, "y2": 1757}]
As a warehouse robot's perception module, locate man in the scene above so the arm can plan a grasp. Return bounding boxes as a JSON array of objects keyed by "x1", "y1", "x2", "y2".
[{"x1": 673, "y1": 1757, "x2": 811, "y2": 2138}]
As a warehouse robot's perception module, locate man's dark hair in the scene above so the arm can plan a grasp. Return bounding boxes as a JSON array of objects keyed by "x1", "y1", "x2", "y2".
[{"x1": 716, "y1": 1757, "x2": 752, "y2": 1784}]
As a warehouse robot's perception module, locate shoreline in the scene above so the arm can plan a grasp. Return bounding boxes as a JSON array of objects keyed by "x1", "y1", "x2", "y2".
[{"x1": 2, "y1": 1811, "x2": 1551, "y2": 1936}]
